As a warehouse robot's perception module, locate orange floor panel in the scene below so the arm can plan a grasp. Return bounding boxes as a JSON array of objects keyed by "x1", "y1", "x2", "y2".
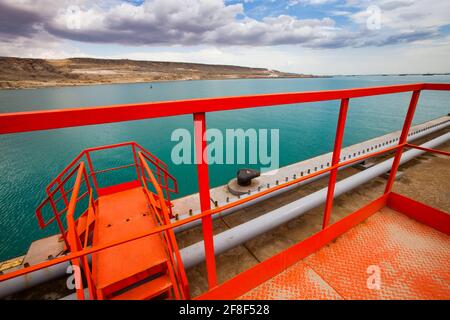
[
  {"x1": 240, "y1": 261, "x2": 342, "y2": 300},
  {"x1": 240, "y1": 208, "x2": 450, "y2": 300},
  {"x1": 92, "y1": 187, "x2": 168, "y2": 290}
]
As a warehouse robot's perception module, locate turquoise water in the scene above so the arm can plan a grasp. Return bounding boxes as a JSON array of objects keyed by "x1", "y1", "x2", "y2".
[{"x1": 1, "y1": 75, "x2": 450, "y2": 261}]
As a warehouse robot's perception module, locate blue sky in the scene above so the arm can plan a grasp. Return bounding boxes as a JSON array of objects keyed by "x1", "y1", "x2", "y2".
[
  {"x1": 0, "y1": 0, "x2": 449, "y2": 74},
  {"x1": 228, "y1": 0, "x2": 344, "y2": 21}
]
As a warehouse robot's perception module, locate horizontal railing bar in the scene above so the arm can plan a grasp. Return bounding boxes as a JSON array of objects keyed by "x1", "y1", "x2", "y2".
[
  {"x1": 405, "y1": 143, "x2": 450, "y2": 157},
  {"x1": 41, "y1": 188, "x2": 88, "y2": 226},
  {"x1": 47, "y1": 153, "x2": 85, "y2": 192},
  {"x1": 143, "y1": 176, "x2": 176, "y2": 193},
  {"x1": 52, "y1": 192, "x2": 68, "y2": 206},
  {"x1": 39, "y1": 171, "x2": 85, "y2": 210},
  {"x1": 3, "y1": 84, "x2": 450, "y2": 134},
  {"x1": 140, "y1": 152, "x2": 177, "y2": 183},
  {"x1": 91, "y1": 163, "x2": 135, "y2": 175},
  {"x1": 38, "y1": 142, "x2": 178, "y2": 229},
  {"x1": 37, "y1": 163, "x2": 83, "y2": 223},
  {"x1": 52, "y1": 184, "x2": 78, "y2": 205},
  {"x1": 423, "y1": 83, "x2": 450, "y2": 91},
  {"x1": 0, "y1": 143, "x2": 405, "y2": 282},
  {"x1": 134, "y1": 143, "x2": 170, "y2": 173},
  {"x1": 84, "y1": 141, "x2": 134, "y2": 153},
  {"x1": 40, "y1": 207, "x2": 68, "y2": 227},
  {"x1": 76, "y1": 191, "x2": 89, "y2": 202}
]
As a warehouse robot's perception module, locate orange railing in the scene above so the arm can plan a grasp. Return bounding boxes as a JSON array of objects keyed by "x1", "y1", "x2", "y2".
[
  {"x1": 64, "y1": 162, "x2": 97, "y2": 300},
  {"x1": 0, "y1": 83, "x2": 449, "y2": 298},
  {"x1": 138, "y1": 152, "x2": 190, "y2": 299},
  {"x1": 35, "y1": 142, "x2": 178, "y2": 248},
  {"x1": 45, "y1": 151, "x2": 181, "y2": 300}
]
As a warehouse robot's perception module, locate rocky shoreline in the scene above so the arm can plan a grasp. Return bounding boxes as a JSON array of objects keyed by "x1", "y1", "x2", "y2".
[{"x1": 0, "y1": 57, "x2": 320, "y2": 90}]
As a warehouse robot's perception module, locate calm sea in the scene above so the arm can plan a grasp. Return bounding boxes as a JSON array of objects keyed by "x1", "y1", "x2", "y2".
[{"x1": 1, "y1": 75, "x2": 449, "y2": 260}]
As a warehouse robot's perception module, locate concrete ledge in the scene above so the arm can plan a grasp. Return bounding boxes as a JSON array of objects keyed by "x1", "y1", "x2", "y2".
[{"x1": 172, "y1": 116, "x2": 449, "y2": 219}]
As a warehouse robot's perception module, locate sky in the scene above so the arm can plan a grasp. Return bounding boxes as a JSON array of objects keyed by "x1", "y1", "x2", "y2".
[{"x1": 0, "y1": 0, "x2": 449, "y2": 75}]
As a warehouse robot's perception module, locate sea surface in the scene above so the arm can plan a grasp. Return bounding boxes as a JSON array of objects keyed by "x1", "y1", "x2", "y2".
[{"x1": 1, "y1": 75, "x2": 449, "y2": 261}]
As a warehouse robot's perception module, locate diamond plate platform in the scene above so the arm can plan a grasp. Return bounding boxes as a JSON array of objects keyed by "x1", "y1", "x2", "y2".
[{"x1": 240, "y1": 208, "x2": 450, "y2": 300}]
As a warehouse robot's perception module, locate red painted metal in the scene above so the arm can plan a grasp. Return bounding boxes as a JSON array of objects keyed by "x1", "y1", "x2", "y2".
[
  {"x1": 96, "y1": 180, "x2": 142, "y2": 197},
  {"x1": 5, "y1": 143, "x2": 407, "y2": 279},
  {"x1": 406, "y1": 143, "x2": 450, "y2": 157},
  {"x1": 65, "y1": 162, "x2": 92, "y2": 300},
  {"x1": 322, "y1": 98, "x2": 349, "y2": 229},
  {"x1": 193, "y1": 112, "x2": 217, "y2": 289},
  {"x1": 139, "y1": 152, "x2": 190, "y2": 299},
  {"x1": 387, "y1": 192, "x2": 450, "y2": 235},
  {"x1": 0, "y1": 140, "x2": 444, "y2": 285},
  {"x1": 2, "y1": 83, "x2": 450, "y2": 135},
  {"x1": 0, "y1": 83, "x2": 449, "y2": 300},
  {"x1": 197, "y1": 191, "x2": 450, "y2": 300},
  {"x1": 196, "y1": 193, "x2": 389, "y2": 300},
  {"x1": 35, "y1": 141, "x2": 178, "y2": 234},
  {"x1": 423, "y1": 83, "x2": 450, "y2": 90},
  {"x1": 34, "y1": 148, "x2": 186, "y2": 300},
  {"x1": 85, "y1": 152, "x2": 99, "y2": 190},
  {"x1": 384, "y1": 90, "x2": 421, "y2": 194}
]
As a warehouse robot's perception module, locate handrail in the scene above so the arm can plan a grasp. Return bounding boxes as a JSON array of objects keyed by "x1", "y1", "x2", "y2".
[
  {"x1": 138, "y1": 152, "x2": 189, "y2": 299},
  {"x1": 2, "y1": 140, "x2": 448, "y2": 287},
  {"x1": 1, "y1": 83, "x2": 450, "y2": 134},
  {"x1": 35, "y1": 141, "x2": 177, "y2": 233},
  {"x1": 0, "y1": 83, "x2": 449, "y2": 299},
  {"x1": 36, "y1": 163, "x2": 83, "y2": 227},
  {"x1": 65, "y1": 162, "x2": 97, "y2": 300},
  {"x1": 1, "y1": 138, "x2": 449, "y2": 283},
  {"x1": 65, "y1": 162, "x2": 87, "y2": 300},
  {"x1": 0, "y1": 140, "x2": 414, "y2": 282},
  {"x1": 139, "y1": 151, "x2": 177, "y2": 213},
  {"x1": 406, "y1": 143, "x2": 450, "y2": 157},
  {"x1": 45, "y1": 142, "x2": 168, "y2": 193}
]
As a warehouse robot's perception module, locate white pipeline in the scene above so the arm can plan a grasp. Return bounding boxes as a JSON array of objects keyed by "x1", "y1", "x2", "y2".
[
  {"x1": 179, "y1": 132, "x2": 450, "y2": 269},
  {"x1": 173, "y1": 119, "x2": 449, "y2": 233},
  {"x1": 0, "y1": 126, "x2": 448, "y2": 299}
]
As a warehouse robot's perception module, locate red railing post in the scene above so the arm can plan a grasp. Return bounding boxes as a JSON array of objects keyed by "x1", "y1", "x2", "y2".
[
  {"x1": 322, "y1": 98, "x2": 350, "y2": 229},
  {"x1": 384, "y1": 90, "x2": 421, "y2": 194},
  {"x1": 85, "y1": 151, "x2": 99, "y2": 190},
  {"x1": 48, "y1": 197, "x2": 69, "y2": 248},
  {"x1": 131, "y1": 143, "x2": 141, "y2": 182},
  {"x1": 193, "y1": 112, "x2": 217, "y2": 289},
  {"x1": 57, "y1": 176, "x2": 69, "y2": 206},
  {"x1": 66, "y1": 162, "x2": 87, "y2": 300}
]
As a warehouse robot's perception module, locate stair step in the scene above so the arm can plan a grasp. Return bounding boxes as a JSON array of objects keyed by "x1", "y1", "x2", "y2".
[{"x1": 111, "y1": 275, "x2": 172, "y2": 300}]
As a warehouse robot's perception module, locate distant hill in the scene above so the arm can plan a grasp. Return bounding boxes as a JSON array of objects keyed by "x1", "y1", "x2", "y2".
[{"x1": 0, "y1": 57, "x2": 317, "y2": 89}]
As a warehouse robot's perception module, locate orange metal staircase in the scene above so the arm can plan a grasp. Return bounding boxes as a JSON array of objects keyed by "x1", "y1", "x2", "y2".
[
  {"x1": 33, "y1": 143, "x2": 189, "y2": 300},
  {"x1": 1, "y1": 83, "x2": 449, "y2": 301}
]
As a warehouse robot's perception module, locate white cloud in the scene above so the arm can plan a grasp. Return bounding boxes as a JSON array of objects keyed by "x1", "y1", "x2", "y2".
[
  {"x1": 348, "y1": 0, "x2": 450, "y2": 30},
  {"x1": 2, "y1": 0, "x2": 444, "y2": 49},
  {"x1": 104, "y1": 37, "x2": 450, "y2": 75},
  {"x1": 0, "y1": 0, "x2": 448, "y2": 74},
  {"x1": 43, "y1": 0, "x2": 344, "y2": 47},
  {"x1": 289, "y1": 0, "x2": 337, "y2": 6},
  {"x1": 0, "y1": 32, "x2": 82, "y2": 59}
]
